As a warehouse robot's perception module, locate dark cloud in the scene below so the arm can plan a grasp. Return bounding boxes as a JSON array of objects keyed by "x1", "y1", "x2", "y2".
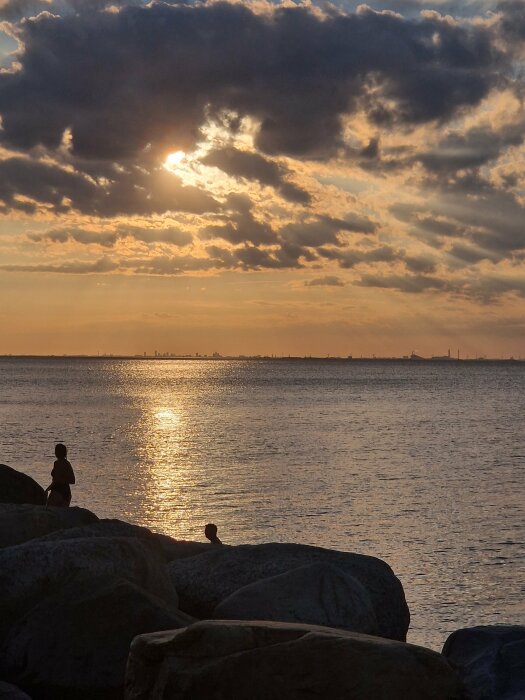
[
  {"x1": 498, "y1": 1, "x2": 525, "y2": 44},
  {"x1": 357, "y1": 272, "x2": 446, "y2": 293},
  {"x1": 201, "y1": 194, "x2": 277, "y2": 245},
  {"x1": 280, "y1": 213, "x2": 376, "y2": 248},
  {"x1": 120, "y1": 226, "x2": 192, "y2": 246},
  {"x1": 318, "y1": 214, "x2": 377, "y2": 235},
  {"x1": 448, "y1": 243, "x2": 502, "y2": 265},
  {"x1": 318, "y1": 244, "x2": 400, "y2": 268},
  {"x1": 29, "y1": 224, "x2": 192, "y2": 247},
  {"x1": 418, "y1": 122, "x2": 525, "y2": 174},
  {"x1": 305, "y1": 275, "x2": 345, "y2": 287},
  {"x1": 201, "y1": 147, "x2": 311, "y2": 204},
  {"x1": 29, "y1": 227, "x2": 118, "y2": 247},
  {"x1": 0, "y1": 2, "x2": 505, "y2": 163},
  {"x1": 404, "y1": 255, "x2": 437, "y2": 273},
  {"x1": 281, "y1": 221, "x2": 342, "y2": 248},
  {"x1": 0, "y1": 157, "x2": 218, "y2": 216},
  {"x1": 0, "y1": 256, "x2": 117, "y2": 273}
]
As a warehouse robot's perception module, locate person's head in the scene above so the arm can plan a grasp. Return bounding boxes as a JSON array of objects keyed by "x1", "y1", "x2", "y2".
[
  {"x1": 204, "y1": 523, "x2": 218, "y2": 541},
  {"x1": 55, "y1": 443, "x2": 67, "y2": 459}
]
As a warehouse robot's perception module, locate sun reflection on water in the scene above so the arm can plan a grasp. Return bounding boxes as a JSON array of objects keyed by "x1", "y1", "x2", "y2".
[{"x1": 112, "y1": 360, "x2": 233, "y2": 540}]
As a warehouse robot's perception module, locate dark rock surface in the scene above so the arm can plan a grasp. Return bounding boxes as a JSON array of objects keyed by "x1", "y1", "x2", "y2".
[
  {"x1": 36, "y1": 519, "x2": 214, "y2": 562},
  {"x1": 0, "y1": 536, "x2": 177, "y2": 633},
  {"x1": 214, "y1": 561, "x2": 378, "y2": 635},
  {"x1": 0, "y1": 504, "x2": 98, "y2": 548},
  {"x1": 0, "y1": 465, "x2": 45, "y2": 506},
  {"x1": 0, "y1": 682, "x2": 32, "y2": 699},
  {"x1": 169, "y1": 542, "x2": 409, "y2": 640},
  {"x1": 443, "y1": 625, "x2": 525, "y2": 700},
  {"x1": 126, "y1": 620, "x2": 463, "y2": 700},
  {"x1": 0, "y1": 577, "x2": 193, "y2": 700}
]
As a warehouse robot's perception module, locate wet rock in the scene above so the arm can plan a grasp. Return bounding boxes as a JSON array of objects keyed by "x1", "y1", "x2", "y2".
[
  {"x1": 169, "y1": 543, "x2": 409, "y2": 640},
  {"x1": 0, "y1": 465, "x2": 45, "y2": 506},
  {"x1": 442, "y1": 625, "x2": 525, "y2": 700},
  {"x1": 214, "y1": 562, "x2": 378, "y2": 635},
  {"x1": 0, "y1": 504, "x2": 98, "y2": 548},
  {"x1": 0, "y1": 577, "x2": 193, "y2": 700},
  {"x1": 0, "y1": 682, "x2": 32, "y2": 699},
  {"x1": 36, "y1": 519, "x2": 214, "y2": 561},
  {"x1": 125, "y1": 620, "x2": 463, "y2": 700},
  {"x1": 0, "y1": 536, "x2": 177, "y2": 633}
]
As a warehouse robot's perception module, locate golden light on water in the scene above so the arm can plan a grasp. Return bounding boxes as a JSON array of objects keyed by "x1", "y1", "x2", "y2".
[{"x1": 154, "y1": 408, "x2": 181, "y2": 425}]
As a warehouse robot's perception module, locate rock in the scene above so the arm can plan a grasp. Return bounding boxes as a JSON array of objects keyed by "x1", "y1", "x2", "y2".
[
  {"x1": 442, "y1": 625, "x2": 525, "y2": 700},
  {"x1": 0, "y1": 465, "x2": 45, "y2": 506},
  {"x1": 169, "y1": 543, "x2": 409, "y2": 641},
  {"x1": 214, "y1": 562, "x2": 378, "y2": 635},
  {"x1": 0, "y1": 504, "x2": 98, "y2": 548},
  {"x1": 0, "y1": 577, "x2": 193, "y2": 700},
  {"x1": 153, "y1": 533, "x2": 216, "y2": 562},
  {"x1": 0, "y1": 536, "x2": 177, "y2": 633},
  {"x1": 36, "y1": 518, "x2": 214, "y2": 561},
  {"x1": 0, "y1": 682, "x2": 32, "y2": 699},
  {"x1": 125, "y1": 620, "x2": 463, "y2": 700}
]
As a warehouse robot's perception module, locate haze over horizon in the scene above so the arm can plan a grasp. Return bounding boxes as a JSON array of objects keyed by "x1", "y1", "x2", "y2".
[{"x1": 0, "y1": 0, "x2": 524, "y2": 356}]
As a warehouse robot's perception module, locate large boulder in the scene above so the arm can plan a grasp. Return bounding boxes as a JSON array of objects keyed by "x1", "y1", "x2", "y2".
[
  {"x1": 0, "y1": 536, "x2": 177, "y2": 633},
  {"x1": 0, "y1": 577, "x2": 193, "y2": 700},
  {"x1": 36, "y1": 519, "x2": 214, "y2": 562},
  {"x1": 0, "y1": 504, "x2": 98, "y2": 548},
  {"x1": 0, "y1": 682, "x2": 32, "y2": 699},
  {"x1": 125, "y1": 620, "x2": 463, "y2": 700},
  {"x1": 442, "y1": 625, "x2": 525, "y2": 699},
  {"x1": 168, "y1": 543, "x2": 409, "y2": 641},
  {"x1": 0, "y1": 465, "x2": 45, "y2": 506},
  {"x1": 214, "y1": 562, "x2": 378, "y2": 636}
]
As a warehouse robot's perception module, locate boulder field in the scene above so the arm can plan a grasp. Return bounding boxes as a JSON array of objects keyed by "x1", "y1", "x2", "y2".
[
  {"x1": 0, "y1": 465, "x2": 522, "y2": 699},
  {"x1": 168, "y1": 541, "x2": 409, "y2": 642},
  {"x1": 126, "y1": 620, "x2": 464, "y2": 700}
]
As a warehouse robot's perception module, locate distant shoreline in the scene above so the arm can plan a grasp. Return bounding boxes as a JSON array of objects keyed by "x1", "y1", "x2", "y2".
[{"x1": 1, "y1": 355, "x2": 523, "y2": 363}]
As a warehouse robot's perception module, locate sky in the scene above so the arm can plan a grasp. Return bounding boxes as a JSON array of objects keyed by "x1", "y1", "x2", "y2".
[{"x1": 0, "y1": 0, "x2": 524, "y2": 357}]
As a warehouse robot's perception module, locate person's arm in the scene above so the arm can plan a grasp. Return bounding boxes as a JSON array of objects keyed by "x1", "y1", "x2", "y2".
[{"x1": 67, "y1": 461, "x2": 76, "y2": 484}]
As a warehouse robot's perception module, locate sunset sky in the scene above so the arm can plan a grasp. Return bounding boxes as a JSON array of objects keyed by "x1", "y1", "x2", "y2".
[{"x1": 0, "y1": 0, "x2": 524, "y2": 357}]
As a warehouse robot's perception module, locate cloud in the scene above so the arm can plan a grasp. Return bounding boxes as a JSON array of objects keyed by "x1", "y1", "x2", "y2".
[
  {"x1": 281, "y1": 213, "x2": 376, "y2": 248},
  {"x1": 0, "y1": 157, "x2": 219, "y2": 216},
  {"x1": 305, "y1": 275, "x2": 345, "y2": 287},
  {"x1": 201, "y1": 147, "x2": 311, "y2": 204},
  {"x1": 357, "y1": 272, "x2": 447, "y2": 293},
  {"x1": 29, "y1": 224, "x2": 193, "y2": 247},
  {"x1": 0, "y1": 256, "x2": 117, "y2": 273},
  {"x1": 417, "y1": 122, "x2": 525, "y2": 174},
  {"x1": 318, "y1": 244, "x2": 400, "y2": 268},
  {"x1": 0, "y1": 2, "x2": 505, "y2": 163},
  {"x1": 201, "y1": 194, "x2": 277, "y2": 245}
]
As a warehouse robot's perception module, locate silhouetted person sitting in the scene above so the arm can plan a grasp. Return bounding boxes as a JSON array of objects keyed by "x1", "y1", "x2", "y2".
[
  {"x1": 46, "y1": 443, "x2": 75, "y2": 507},
  {"x1": 205, "y1": 523, "x2": 222, "y2": 545}
]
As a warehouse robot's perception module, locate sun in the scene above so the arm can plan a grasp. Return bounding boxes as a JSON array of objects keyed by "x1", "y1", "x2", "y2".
[{"x1": 164, "y1": 150, "x2": 186, "y2": 170}]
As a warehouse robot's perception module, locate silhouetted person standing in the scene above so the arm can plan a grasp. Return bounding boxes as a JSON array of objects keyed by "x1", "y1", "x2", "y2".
[
  {"x1": 46, "y1": 443, "x2": 75, "y2": 507},
  {"x1": 205, "y1": 523, "x2": 222, "y2": 545}
]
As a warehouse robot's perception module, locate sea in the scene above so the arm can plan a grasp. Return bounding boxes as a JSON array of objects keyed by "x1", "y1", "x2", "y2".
[{"x1": 0, "y1": 357, "x2": 523, "y2": 650}]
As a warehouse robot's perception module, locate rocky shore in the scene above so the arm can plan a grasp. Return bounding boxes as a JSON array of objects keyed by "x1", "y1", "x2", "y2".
[{"x1": 1, "y1": 463, "x2": 523, "y2": 699}]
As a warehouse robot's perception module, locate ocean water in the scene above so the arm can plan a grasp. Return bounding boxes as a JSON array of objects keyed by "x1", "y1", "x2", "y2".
[{"x1": 0, "y1": 357, "x2": 523, "y2": 649}]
